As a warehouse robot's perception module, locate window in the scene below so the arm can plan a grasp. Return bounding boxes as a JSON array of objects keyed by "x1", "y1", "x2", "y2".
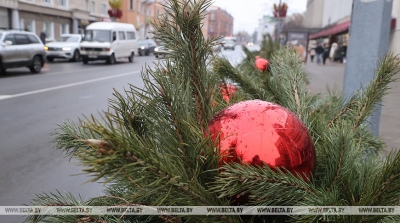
[
  {"x1": 101, "y1": 4, "x2": 106, "y2": 15},
  {"x1": 43, "y1": 21, "x2": 54, "y2": 40},
  {"x1": 27, "y1": 34, "x2": 40, "y2": 43},
  {"x1": 85, "y1": 0, "x2": 89, "y2": 11},
  {"x1": 4, "y1": 34, "x2": 16, "y2": 45},
  {"x1": 112, "y1": 31, "x2": 116, "y2": 41},
  {"x1": 42, "y1": 0, "x2": 52, "y2": 5},
  {"x1": 127, "y1": 31, "x2": 135, "y2": 40},
  {"x1": 210, "y1": 12, "x2": 214, "y2": 20},
  {"x1": 118, "y1": 31, "x2": 125, "y2": 40},
  {"x1": 137, "y1": 1, "x2": 140, "y2": 12},
  {"x1": 129, "y1": 0, "x2": 134, "y2": 10},
  {"x1": 60, "y1": 23, "x2": 69, "y2": 35},
  {"x1": 20, "y1": 19, "x2": 25, "y2": 31},
  {"x1": 59, "y1": 0, "x2": 67, "y2": 8},
  {"x1": 210, "y1": 23, "x2": 214, "y2": 32},
  {"x1": 91, "y1": 1, "x2": 95, "y2": 13},
  {"x1": 84, "y1": 30, "x2": 112, "y2": 42},
  {"x1": 15, "y1": 34, "x2": 30, "y2": 45},
  {"x1": 157, "y1": 9, "x2": 160, "y2": 16},
  {"x1": 27, "y1": 20, "x2": 36, "y2": 33}
]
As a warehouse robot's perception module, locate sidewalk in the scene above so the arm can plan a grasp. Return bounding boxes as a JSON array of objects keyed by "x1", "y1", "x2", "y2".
[{"x1": 304, "y1": 60, "x2": 400, "y2": 156}]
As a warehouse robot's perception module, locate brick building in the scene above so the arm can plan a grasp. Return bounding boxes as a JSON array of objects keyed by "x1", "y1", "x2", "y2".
[{"x1": 207, "y1": 6, "x2": 233, "y2": 38}]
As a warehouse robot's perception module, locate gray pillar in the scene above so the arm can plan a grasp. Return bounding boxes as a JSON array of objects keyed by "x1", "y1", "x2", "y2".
[
  {"x1": 11, "y1": 9, "x2": 20, "y2": 30},
  {"x1": 72, "y1": 18, "x2": 79, "y2": 34},
  {"x1": 343, "y1": 0, "x2": 393, "y2": 136}
]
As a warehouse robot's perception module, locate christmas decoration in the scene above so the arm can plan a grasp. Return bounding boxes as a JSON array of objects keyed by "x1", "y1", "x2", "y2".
[
  {"x1": 255, "y1": 56, "x2": 269, "y2": 72},
  {"x1": 219, "y1": 83, "x2": 237, "y2": 102},
  {"x1": 108, "y1": 0, "x2": 123, "y2": 19},
  {"x1": 207, "y1": 100, "x2": 315, "y2": 180},
  {"x1": 273, "y1": 1, "x2": 288, "y2": 18}
]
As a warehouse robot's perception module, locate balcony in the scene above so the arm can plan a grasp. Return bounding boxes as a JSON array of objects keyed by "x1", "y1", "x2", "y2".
[{"x1": 0, "y1": 0, "x2": 18, "y2": 9}]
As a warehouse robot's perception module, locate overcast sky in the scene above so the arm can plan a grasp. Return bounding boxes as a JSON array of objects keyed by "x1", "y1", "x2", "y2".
[{"x1": 212, "y1": 0, "x2": 308, "y2": 34}]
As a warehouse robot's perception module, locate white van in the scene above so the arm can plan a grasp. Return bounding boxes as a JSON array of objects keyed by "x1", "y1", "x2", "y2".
[{"x1": 80, "y1": 22, "x2": 138, "y2": 64}]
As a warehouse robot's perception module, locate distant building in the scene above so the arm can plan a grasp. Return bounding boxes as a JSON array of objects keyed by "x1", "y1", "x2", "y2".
[
  {"x1": 207, "y1": 6, "x2": 233, "y2": 38},
  {"x1": 257, "y1": 15, "x2": 276, "y2": 43},
  {"x1": 0, "y1": 0, "x2": 18, "y2": 30},
  {"x1": 10, "y1": 0, "x2": 110, "y2": 42}
]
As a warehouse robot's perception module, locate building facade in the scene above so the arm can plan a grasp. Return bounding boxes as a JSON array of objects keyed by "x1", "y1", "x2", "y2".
[
  {"x1": 207, "y1": 6, "x2": 233, "y2": 38},
  {"x1": 8, "y1": 0, "x2": 110, "y2": 42},
  {"x1": 118, "y1": 0, "x2": 162, "y2": 40},
  {"x1": 302, "y1": 0, "x2": 324, "y2": 29},
  {"x1": 257, "y1": 15, "x2": 275, "y2": 43}
]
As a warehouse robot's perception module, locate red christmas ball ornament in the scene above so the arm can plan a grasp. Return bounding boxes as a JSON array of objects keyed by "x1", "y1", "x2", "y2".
[
  {"x1": 255, "y1": 56, "x2": 269, "y2": 72},
  {"x1": 207, "y1": 100, "x2": 315, "y2": 181},
  {"x1": 219, "y1": 83, "x2": 237, "y2": 102}
]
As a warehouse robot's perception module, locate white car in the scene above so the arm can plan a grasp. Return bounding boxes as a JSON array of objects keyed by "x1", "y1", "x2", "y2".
[{"x1": 45, "y1": 34, "x2": 82, "y2": 62}]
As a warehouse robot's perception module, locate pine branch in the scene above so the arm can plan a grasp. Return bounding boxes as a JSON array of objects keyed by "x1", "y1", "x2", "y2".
[
  {"x1": 327, "y1": 53, "x2": 400, "y2": 129},
  {"x1": 213, "y1": 57, "x2": 271, "y2": 100},
  {"x1": 211, "y1": 163, "x2": 312, "y2": 206}
]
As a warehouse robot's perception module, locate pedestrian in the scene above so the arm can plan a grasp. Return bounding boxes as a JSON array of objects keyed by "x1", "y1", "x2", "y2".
[
  {"x1": 322, "y1": 43, "x2": 330, "y2": 65},
  {"x1": 39, "y1": 29, "x2": 46, "y2": 44},
  {"x1": 309, "y1": 48, "x2": 316, "y2": 62},
  {"x1": 39, "y1": 29, "x2": 49, "y2": 72},
  {"x1": 329, "y1": 42, "x2": 338, "y2": 62},
  {"x1": 315, "y1": 43, "x2": 324, "y2": 64}
]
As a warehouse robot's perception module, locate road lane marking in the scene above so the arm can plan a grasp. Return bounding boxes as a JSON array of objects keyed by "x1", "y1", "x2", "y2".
[{"x1": 0, "y1": 70, "x2": 140, "y2": 101}]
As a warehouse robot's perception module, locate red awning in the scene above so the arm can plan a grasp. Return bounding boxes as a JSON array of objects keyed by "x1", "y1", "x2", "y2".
[
  {"x1": 309, "y1": 19, "x2": 396, "y2": 40},
  {"x1": 309, "y1": 20, "x2": 350, "y2": 39}
]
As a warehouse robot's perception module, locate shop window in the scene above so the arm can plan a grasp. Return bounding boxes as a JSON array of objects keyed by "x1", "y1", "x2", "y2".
[
  {"x1": 60, "y1": 23, "x2": 69, "y2": 35},
  {"x1": 43, "y1": 22, "x2": 54, "y2": 40}
]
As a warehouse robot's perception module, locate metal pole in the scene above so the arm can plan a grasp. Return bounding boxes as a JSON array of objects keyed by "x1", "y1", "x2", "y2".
[{"x1": 343, "y1": 0, "x2": 393, "y2": 136}]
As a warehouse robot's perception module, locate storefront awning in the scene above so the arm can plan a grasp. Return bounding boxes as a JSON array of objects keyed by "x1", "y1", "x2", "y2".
[
  {"x1": 309, "y1": 18, "x2": 396, "y2": 40},
  {"x1": 309, "y1": 21, "x2": 350, "y2": 39}
]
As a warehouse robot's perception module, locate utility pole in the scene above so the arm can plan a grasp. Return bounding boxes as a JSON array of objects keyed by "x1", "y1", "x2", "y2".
[{"x1": 343, "y1": 0, "x2": 393, "y2": 136}]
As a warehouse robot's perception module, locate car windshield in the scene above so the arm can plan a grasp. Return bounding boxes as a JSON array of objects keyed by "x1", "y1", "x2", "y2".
[
  {"x1": 225, "y1": 40, "x2": 234, "y2": 44},
  {"x1": 56, "y1": 36, "x2": 80, "y2": 42},
  {"x1": 138, "y1": 40, "x2": 147, "y2": 45},
  {"x1": 84, "y1": 30, "x2": 111, "y2": 42}
]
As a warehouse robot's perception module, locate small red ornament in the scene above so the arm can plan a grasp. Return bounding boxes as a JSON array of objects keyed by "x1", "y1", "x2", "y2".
[
  {"x1": 255, "y1": 56, "x2": 269, "y2": 72},
  {"x1": 219, "y1": 83, "x2": 237, "y2": 102},
  {"x1": 207, "y1": 100, "x2": 315, "y2": 181}
]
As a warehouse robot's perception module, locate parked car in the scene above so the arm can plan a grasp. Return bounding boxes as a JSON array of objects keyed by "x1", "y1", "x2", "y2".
[
  {"x1": 223, "y1": 40, "x2": 235, "y2": 50},
  {"x1": 138, "y1": 39, "x2": 157, "y2": 56},
  {"x1": 0, "y1": 30, "x2": 45, "y2": 74},
  {"x1": 212, "y1": 43, "x2": 222, "y2": 53},
  {"x1": 154, "y1": 45, "x2": 170, "y2": 58},
  {"x1": 45, "y1": 34, "x2": 82, "y2": 62},
  {"x1": 80, "y1": 22, "x2": 138, "y2": 64}
]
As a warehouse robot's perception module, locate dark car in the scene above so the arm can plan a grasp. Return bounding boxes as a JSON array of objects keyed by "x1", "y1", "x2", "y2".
[{"x1": 138, "y1": 39, "x2": 157, "y2": 56}]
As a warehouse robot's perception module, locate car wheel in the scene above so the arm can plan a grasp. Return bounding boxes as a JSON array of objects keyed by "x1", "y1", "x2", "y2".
[
  {"x1": 72, "y1": 50, "x2": 81, "y2": 62},
  {"x1": 29, "y1": 56, "x2": 43, "y2": 73},
  {"x1": 128, "y1": 52, "x2": 134, "y2": 63},
  {"x1": 47, "y1": 57, "x2": 54, "y2": 62},
  {"x1": 139, "y1": 51, "x2": 142, "y2": 56},
  {"x1": 145, "y1": 49, "x2": 149, "y2": 56},
  {"x1": 107, "y1": 53, "x2": 116, "y2": 64},
  {"x1": 82, "y1": 57, "x2": 88, "y2": 64},
  {"x1": 155, "y1": 54, "x2": 159, "y2": 58},
  {"x1": 0, "y1": 62, "x2": 6, "y2": 74}
]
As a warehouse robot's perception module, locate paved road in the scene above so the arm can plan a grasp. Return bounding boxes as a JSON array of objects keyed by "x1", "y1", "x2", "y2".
[{"x1": 0, "y1": 47, "x2": 248, "y2": 223}]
